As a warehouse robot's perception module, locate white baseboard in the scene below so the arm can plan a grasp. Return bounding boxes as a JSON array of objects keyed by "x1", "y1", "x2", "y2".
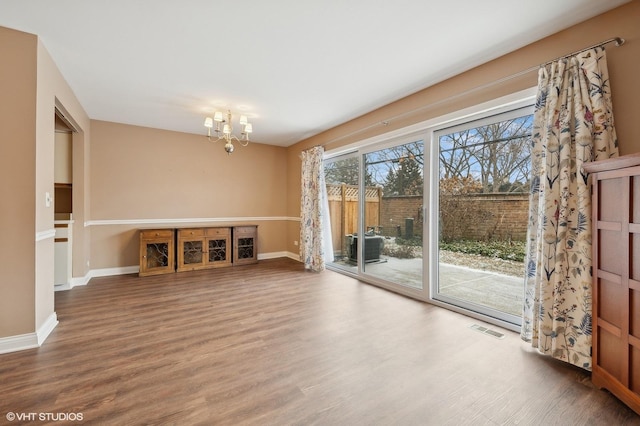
[
  {"x1": 0, "y1": 312, "x2": 58, "y2": 354},
  {"x1": 70, "y1": 274, "x2": 91, "y2": 287},
  {"x1": 54, "y1": 283, "x2": 72, "y2": 291},
  {"x1": 55, "y1": 266, "x2": 138, "y2": 292},
  {"x1": 0, "y1": 333, "x2": 38, "y2": 354},
  {"x1": 285, "y1": 251, "x2": 301, "y2": 261},
  {"x1": 55, "y1": 272, "x2": 91, "y2": 292},
  {"x1": 37, "y1": 312, "x2": 58, "y2": 345},
  {"x1": 91, "y1": 265, "x2": 139, "y2": 278},
  {"x1": 258, "y1": 251, "x2": 289, "y2": 260}
]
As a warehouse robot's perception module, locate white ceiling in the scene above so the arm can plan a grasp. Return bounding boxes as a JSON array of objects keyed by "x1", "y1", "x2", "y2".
[{"x1": 0, "y1": 0, "x2": 630, "y2": 146}]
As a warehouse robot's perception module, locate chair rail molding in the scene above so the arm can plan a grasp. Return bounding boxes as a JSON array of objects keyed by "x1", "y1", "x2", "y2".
[{"x1": 85, "y1": 216, "x2": 294, "y2": 226}]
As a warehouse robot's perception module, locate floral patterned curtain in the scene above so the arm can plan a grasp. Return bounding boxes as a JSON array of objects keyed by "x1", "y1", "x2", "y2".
[
  {"x1": 300, "y1": 146, "x2": 332, "y2": 272},
  {"x1": 521, "y1": 47, "x2": 618, "y2": 370}
]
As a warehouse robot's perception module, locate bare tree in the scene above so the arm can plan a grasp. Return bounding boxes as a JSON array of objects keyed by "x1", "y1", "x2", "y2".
[
  {"x1": 439, "y1": 129, "x2": 479, "y2": 180},
  {"x1": 473, "y1": 119, "x2": 531, "y2": 193},
  {"x1": 438, "y1": 116, "x2": 532, "y2": 193}
]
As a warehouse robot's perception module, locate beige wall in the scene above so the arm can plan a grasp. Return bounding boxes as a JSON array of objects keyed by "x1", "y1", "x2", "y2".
[
  {"x1": 0, "y1": 27, "x2": 38, "y2": 337},
  {"x1": 285, "y1": 1, "x2": 640, "y2": 254},
  {"x1": 89, "y1": 120, "x2": 289, "y2": 269},
  {"x1": 0, "y1": 27, "x2": 90, "y2": 339}
]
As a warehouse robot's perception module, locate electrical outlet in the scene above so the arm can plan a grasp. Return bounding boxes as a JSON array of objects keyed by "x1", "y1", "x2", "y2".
[
  {"x1": 45, "y1": 192, "x2": 52, "y2": 207},
  {"x1": 294, "y1": 240, "x2": 298, "y2": 246}
]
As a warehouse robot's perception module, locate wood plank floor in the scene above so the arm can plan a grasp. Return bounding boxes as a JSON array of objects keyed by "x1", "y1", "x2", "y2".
[{"x1": 1, "y1": 258, "x2": 638, "y2": 425}]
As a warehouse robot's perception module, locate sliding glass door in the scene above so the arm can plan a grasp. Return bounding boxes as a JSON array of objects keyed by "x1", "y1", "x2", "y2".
[
  {"x1": 325, "y1": 138, "x2": 425, "y2": 291},
  {"x1": 433, "y1": 106, "x2": 533, "y2": 324},
  {"x1": 361, "y1": 139, "x2": 424, "y2": 289},
  {"x1": 323, "y1": 89, "x2": 536, "y2": 329}
]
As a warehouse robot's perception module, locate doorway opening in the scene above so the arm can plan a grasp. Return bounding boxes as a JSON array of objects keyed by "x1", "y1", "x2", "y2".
[{"x1": 54, "y1": 110, "x2": 75, "y2": 289}]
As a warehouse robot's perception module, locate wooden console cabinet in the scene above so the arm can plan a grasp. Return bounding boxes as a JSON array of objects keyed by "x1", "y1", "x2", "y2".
[
  {"x1": 139, "y1": 229, "x2": 175, "y2": 277},
  {"x1": 584, "y1": 153, "x2": 640, "y2": 414},
  {"x1": 177, "y1": 227, "x2": 232, "y2": 272},
  {"x1": 139, "y1": 225, "x2": 258, "y2": 276}
]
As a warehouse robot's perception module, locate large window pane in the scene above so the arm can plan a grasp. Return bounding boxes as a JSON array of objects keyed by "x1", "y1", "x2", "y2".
[
  {"x1": 363, "y1": 140, "x2": 424, "y2": 289},
  {"x1": 435, "y1": 108, "x2": 532, "y2": 323}
]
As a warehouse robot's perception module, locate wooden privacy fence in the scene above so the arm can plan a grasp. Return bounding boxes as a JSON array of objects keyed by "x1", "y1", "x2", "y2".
[{"x1": 326, "y1": 184, "x2": 382, "y2": 255}]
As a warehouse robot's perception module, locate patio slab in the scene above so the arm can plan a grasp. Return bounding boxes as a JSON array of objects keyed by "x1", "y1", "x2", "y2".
[{"x1": 335, "y1": 257, "x2": 523, "y2": 317}]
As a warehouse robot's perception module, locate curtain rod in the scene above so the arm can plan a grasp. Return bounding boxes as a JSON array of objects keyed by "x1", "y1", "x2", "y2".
[
  {"x1": 541, "y1": 36, "x2": 624, "y2": 68},
  {"x1": 323, "y1": 36, "x2": 625, "y2": 147},
  {"x1": 469, "y1": 37, "x2": 626, "y2": 100}
]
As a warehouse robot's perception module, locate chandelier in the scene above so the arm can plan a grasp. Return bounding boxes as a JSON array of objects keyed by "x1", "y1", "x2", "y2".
[{"x1": 204, "y1": 110, "x2": 253, "y2": 154}]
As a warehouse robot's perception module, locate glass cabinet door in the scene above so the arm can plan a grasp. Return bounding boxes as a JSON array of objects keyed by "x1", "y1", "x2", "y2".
[
  {"x1": 177, "y1": 228, "x2": 206, "y2": 271},
  {"x1": 206, "y1": 227, "x2": 232, "y2": 268},
  {"x1": 182, "y1": 240, "x2": 204, "y2": 265},
  {"x1": 139, "y1": 229, "x2": 175, "y2": 276},
  {"x1": 208, "y1": 238, "x2": 227, "y2": 262},
  {"x1": 233, "y1": 226, "x2": 258, "y2": 265}
]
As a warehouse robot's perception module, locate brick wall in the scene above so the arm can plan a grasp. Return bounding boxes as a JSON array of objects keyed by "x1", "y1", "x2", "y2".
[
  {"x1": 379, "y1": 195, "x2": 423, "y2": 238},
  {"x1": 380, "y1": 193, "x2": 528, "y2": 241}
]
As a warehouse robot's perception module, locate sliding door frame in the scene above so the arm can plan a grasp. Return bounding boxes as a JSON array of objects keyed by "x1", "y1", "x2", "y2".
[
  {"x1": 357, "y1": 133, "x2": 429, "y2": 296},
  {"x1": 429, "y1": 105, "x2": 534, "y2": 328}
]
